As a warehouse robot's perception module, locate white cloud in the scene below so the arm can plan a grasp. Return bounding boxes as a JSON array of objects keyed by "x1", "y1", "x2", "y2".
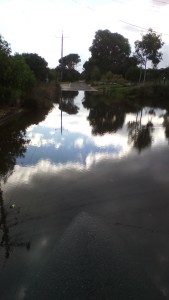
[
  {"x1": 74, "y1": 138, "x2": 84, "y2": 148},
  {"x1": 0, "y1": 0, "x2": 169, "y2": 68}
]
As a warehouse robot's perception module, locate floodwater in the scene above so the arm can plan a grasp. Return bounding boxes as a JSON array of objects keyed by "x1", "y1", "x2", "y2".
[{"x1": 0, "y1": 91, "x2": 169, "y2": 299}]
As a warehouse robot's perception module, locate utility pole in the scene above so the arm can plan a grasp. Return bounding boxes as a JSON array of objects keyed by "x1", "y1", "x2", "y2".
[
  {"x1": 56, "y1": 31, "x2": 69, "y2": 82},
  {"x1": 60, "y1": 31, "x2": 63, "y2": 82}
]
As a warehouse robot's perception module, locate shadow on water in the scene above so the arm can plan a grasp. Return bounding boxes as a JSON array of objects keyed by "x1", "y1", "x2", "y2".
[{"x1": 0, "y1": 109, "x2": 50, "y2": 258}]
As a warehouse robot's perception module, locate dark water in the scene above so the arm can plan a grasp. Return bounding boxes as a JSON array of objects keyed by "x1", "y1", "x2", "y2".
[{"x1": 0, "y1": 91, "x2": 169, "y2": 299}]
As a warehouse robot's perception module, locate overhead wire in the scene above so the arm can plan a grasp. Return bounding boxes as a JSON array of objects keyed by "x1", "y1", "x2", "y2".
[
  {"x1": 71, "y1": 0, "x2": 95, "y2": 11},
  {"x1": 119, "y1": 20, "x2": 169, "y2": 36},
  {"x1": 152, "y1": 0, "x2": 169, "y2": 4},
  {"x1": 70, "y1": 0, "x2": 169, "y2": 36}
]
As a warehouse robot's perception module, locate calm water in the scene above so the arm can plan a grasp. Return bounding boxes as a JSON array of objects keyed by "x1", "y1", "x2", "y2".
[{"x1": 0, "y1": 91, "x2": 169, "y2": 299}]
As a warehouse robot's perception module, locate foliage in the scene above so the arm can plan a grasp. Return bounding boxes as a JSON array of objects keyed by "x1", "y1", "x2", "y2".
[
  {"x1": 56, "y1": 66, "x2": 81, "y2": 82},
  {"x1": 134, "y1": 28, "x2": 164, "y2": 82},
  {"x1": 125, "y1": 66, "x2": 140, "y2": 82},
  {"x1": 0, "y1": 34, "x2": 11, "y2": 56},
  {"x1": 48, "y1": 68, "x2": 58, "y2": 81},
  {"x1": 162, "y1": 67, "x2": 169, "y2": 81},
  {"x1": 23, "y1": 82, "x2": 60, "y2": 109},
  {"x1": 105, "y1": 71, "x2": 113, "y2": 81},
  {"x1": 127, "y1": 83, "x2": 169, "y2": 100},
  {"x1": 0, "y1": 51, "x2": 36, "y2": 105},
  {"x1": 11, "y1": 55, "x2": 36, "y2": 93},
  {"x1": 83, "y1": 59, "x2": 96, "y2": 81},
  {"x1": 20, "y1": 53, "x2": 48, "y2": 81},
  {"x1": 59, "y1": 53, "x2": 81, "y2": 70},
  {"x1": 89, "y1": 29, "x2": 131, "y2": 75},
  {"x1": 0, "y1": 34, "x2": 54, "y2": 108},
  {"x1": 90, "y1": 66, "x2": 101, "y2": 81}
]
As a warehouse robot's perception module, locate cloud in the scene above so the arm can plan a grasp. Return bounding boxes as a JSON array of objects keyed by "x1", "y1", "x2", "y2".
[{"x1": 152, "y1": 0, "x2": 169, "y2": 6}]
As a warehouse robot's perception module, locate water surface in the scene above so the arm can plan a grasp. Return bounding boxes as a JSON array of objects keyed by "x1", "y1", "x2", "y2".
[{"x1": 0, "y1": 91, "x2": 169, "y2": 299}]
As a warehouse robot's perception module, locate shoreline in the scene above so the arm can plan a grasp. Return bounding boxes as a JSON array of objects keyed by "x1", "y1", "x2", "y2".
[{"x1": 0, "y1": 107, "x2": 24, "y2": 126}]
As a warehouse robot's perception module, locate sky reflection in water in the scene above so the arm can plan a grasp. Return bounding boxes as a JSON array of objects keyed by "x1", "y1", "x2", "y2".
[
  {"x1": 16, "y1": 91, "x2": 168, "y2": 171},
  {"x1": 1, "y1": 91, "x2": 169, "y2": 299}
]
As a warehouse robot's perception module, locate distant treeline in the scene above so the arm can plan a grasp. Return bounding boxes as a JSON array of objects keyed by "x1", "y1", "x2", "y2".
[
  {"x1": 81, "y1": 29, "x2": 168, "y2": 84},
  {"x1": 0, "y1": 34, "x2": 60, "y2": 109},
  {"x1": 53, "y1": 28, "x2": 169, "y2": 84},
  {"x1": 1, "y1": 27, "x2": 169, "y2": 109}
]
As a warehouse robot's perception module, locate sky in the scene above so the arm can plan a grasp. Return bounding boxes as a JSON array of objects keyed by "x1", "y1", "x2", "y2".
[{"x1": 0, "y1": 0, "x2": 169, "y2": 70}]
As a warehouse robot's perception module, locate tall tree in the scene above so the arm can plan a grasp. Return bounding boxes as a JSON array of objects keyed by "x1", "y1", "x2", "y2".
[
  {"x1": 0, "y1": 35, "x2": 12, "y2": 99},
  {"x1": 59, "y1": 53, "x2": 81, "y2": 70},
  {"x1": 21, "y1": 53, "x2": 48, "y2": 81},
  {"x1": 89, "y1": 29, "x2": 131, "y2": 75},
  {"x1": 0, "y1": 34, "x2": 11, "y2": 56},
  {"x1": 134, "y1": 28, "x2": 164, "y2": 83}
]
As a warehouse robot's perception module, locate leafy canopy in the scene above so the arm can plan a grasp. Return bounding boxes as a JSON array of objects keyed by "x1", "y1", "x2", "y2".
[
  {"x1": 0, "y1": 34, "x2": 11, "y2": 56},
  {"x1": 89, "y1": 29, "x2": 131, "y2": 74},
  {"x1": 59, "y1": 53, "x2": 81, "y2": 69},
  {"x1": 135, "y1": 28, "x2": 164, "y2": 69},
  {"x1": 20, "y1": 53, "x2": 48, "y2": 81}
]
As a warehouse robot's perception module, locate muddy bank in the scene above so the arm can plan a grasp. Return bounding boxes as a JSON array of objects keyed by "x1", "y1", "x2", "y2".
[{"x1": 0, "y1": 107, "x2": 24, "y2": 126}]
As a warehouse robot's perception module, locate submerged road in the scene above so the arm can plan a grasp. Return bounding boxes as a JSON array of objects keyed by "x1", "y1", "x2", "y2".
[
  {"x1": 0, "y1": 92, "x2": 169, "y2": 300},
  {"x1": 61, "y1": 81, "x2": 98, "y2": 91}
]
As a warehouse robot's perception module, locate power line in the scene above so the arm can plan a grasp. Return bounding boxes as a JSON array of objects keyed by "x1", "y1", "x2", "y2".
[
  {"x1": 71, "y1": 0, "x2": 95, "y2": 11},
  {"x1": 119, "y1": 20, "x2": 169, "y2": 36},
  {"x1": 153, "y1": 0, "x2": 169, "y2": 4}
]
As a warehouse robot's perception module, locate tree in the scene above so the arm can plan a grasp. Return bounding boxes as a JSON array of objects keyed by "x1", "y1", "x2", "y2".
[
  {"x1": 56, "y1": 66, "x2": 81, "y2": 82},
  {"x1": 90, "y1": 66, "x2": 101, "y2": 81},
  {"x1": 11, "y1": 55, "x2": 36, "y2": 99},
  {"x1": 83, "y1": 59, "x2": 96, "y2": 81},
  {"x1": 89, "y1": 29, "x2": 131, "y2": 75},
  {"x1": 0, "y1": 35, "x2": 36, "y2": 105},
  {"x1": 59, "y1": 53, "x2": 81, "y2": 70},
  {"x1": 0, "y1": 34, "x2": 11, "y2": 56},
  {"x1": 125, "y1": 66, "x2": 140, "y2": 83},
  {"x1": 21, "y1": 53, "x2": 48, "y2": 81},
  {"x1": 134, "y1": 28, "x2": 164, "y2": 83},
  {"x1": 0, "y1": 35, "x2": 12, "y2": 103}
]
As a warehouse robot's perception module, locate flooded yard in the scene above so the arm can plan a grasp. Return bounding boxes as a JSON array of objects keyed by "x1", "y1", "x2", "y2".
[{"x1": 0, "y1": 91, "x2": 169, "y2": 299}]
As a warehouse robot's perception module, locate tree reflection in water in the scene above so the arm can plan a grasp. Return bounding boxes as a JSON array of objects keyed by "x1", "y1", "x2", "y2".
[
  {"x1": 83, "y1": 93, "x2": 161, "y2": 152},
  {"x1": 128, "y1": 109, "x2": 154, "y2": 152},
  {"x1": 83, "y1": 93, "x2": 126, "y2": 135},
  {"x1": 163, "y1": 112, "x2": 169, "y2": 141},
  {"x1": 59, "y1": 91, "x2": 79, "y2": 115},
  {"x1": 0, "y1": 109, "x2": 50, "y2": 258}
]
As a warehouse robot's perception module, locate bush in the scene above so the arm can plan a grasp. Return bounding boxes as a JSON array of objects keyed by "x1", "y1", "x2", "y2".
[{"x1": 22, "y1": 82, "x2": 60, "y2": 109}]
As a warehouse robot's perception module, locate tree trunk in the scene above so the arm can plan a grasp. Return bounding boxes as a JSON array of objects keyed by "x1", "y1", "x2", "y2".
[
  {"x1": 138, "y1": 67, "x2": 142, "y2": 84},
  {"x1": 143, "y1": 59, "x2": 147, "y2": 84}
]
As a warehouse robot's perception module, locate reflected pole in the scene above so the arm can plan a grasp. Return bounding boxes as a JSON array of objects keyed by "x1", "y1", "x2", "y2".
[
  {"x1": 56, "y1": 31, "x2": 69, "y2": 135},
  {"x1": 60, "y1": 92, "x2": 63, "y2": 135}
]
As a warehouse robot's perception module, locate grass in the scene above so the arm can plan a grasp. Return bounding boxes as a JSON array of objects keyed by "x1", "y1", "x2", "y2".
[{"x1": 92, "y1": 81, "x2": 169, "y2": 103}]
